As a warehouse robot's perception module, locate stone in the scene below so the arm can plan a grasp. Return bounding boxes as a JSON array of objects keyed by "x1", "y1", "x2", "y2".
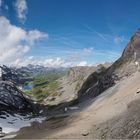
[
  {"x1": 82, "y1": 130, "x2": 89, "y2": 136},
  {"x1": 136, "y1": 90, "x2": 140, "y2": 94}
]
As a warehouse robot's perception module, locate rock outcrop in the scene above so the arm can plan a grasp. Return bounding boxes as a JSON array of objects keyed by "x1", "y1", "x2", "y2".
[
  {"x1": 0, "y1": 81, "x2": 34, "y2": 114},
  {"x1": 0, "y1": 65, "x2": 33, "y2": 85},
  {"x1": 0, "y1": 65, "x2": 19, "y2": 83},
  {"x1": 122, "y1": 29, "x2": 140, "y2": 60}
]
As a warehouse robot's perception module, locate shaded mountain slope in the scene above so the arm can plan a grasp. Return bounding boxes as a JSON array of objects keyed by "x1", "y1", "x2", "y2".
[
  {"x1": 78, "y1": 56, "x2": 137, "y2": 101},
  {"x1": 44, "y1": 65, "x2": 111, "y2": 106}
]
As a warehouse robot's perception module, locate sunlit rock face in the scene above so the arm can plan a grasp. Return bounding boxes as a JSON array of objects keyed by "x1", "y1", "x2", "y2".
[{"x1": 122, "y1": 29, "x2": 140, "y2": 60}]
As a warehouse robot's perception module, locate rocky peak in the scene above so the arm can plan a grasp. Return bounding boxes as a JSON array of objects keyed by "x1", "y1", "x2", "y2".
[{"x1": 122, "y1": 29, "x2": 140, "y2": 60}]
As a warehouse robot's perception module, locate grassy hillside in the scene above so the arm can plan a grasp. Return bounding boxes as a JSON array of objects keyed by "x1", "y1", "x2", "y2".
[{"x1": 24, "y1": 73, "x2": 63, "y2": 102}]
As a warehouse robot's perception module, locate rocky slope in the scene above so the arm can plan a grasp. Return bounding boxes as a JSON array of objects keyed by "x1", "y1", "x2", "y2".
[
  {"x1": 0, "y1": 65, "x2": 50, "y2": 138},
  {"x1": 0, "y1": 66, "x2": 42, "y2": 116},
  {"x1": 44, "y1": 64, "x2": 111, "y2": 106},
  {"x1": 0, "y1": 81, "x2": 35, "y2": 114},
  {"x1": 77, "y1": 29, "x2": 140, "y2": 102},
  {"x1": 53, "y1": 28, "x2": 140, "y2": 138},
  {"x1": 122, "y1": 29, "x2": 140, "y2": 58},
  {"x1": 0, "y1": 65, "x2": 33, "y2": 85},
  {"x1": 14, "y1": 28, "x2": 140, "y2": 139},
  {"x1": 2, "y1": 29, "x2": 140, "y2": 139}
]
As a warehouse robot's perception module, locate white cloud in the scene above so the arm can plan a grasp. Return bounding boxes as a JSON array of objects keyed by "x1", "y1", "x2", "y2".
[
  {"x1": 0, "y1": 0, "x2": 2, "y2": 7},
  {"x1": 69, "y1": 47, "x2": 94, "y2": 62},
  {"x1": 84, "y1": 25, "x2": 110, "y2": 42},
  {"x1": 15, "y1": 0, "x2": 28, "y2": 23},
  {"x1": 0, "y1": 16, "x2": 48, "y2": 65},
  {"x1": 12, "y1": 49, "x2": 120, "y2": 68},
  {"x1": 114, "y1": 36, "x2": 124, "y2": 45},
  {"x1": 83, "y1": 47, "x2": 93, "y2": 56},
  {"x1": 13, "y1": 57, "x2": 75, "y2": 68},
  {"x1": 27, "y1": 30, "x2": 48, "y2": 45},
  {"x1": 77, "y1": 61, "x2": 88, "y2": 66}
]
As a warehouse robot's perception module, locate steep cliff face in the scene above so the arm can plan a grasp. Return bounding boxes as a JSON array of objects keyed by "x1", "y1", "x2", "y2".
[{"x1": 122, "y1": 29, "x2": 140, "y2": 60}]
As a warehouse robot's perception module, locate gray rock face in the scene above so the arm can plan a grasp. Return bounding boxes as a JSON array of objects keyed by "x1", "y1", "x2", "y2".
[
  {"x1": 122, "y1": 29, "x2": 140, "y2": 60},
  {"x1": 78, "y1": 68, "x2": 116, "y2": 101},
  {"x1": 0, "y1": 81, "x2": 33, "y2": 113},
  {"x1": 0, "y1": 65, "x2": 33, "y2": 85},
  {"x1": 0, "y1": 65, "x2": 19, "y2": 83}
]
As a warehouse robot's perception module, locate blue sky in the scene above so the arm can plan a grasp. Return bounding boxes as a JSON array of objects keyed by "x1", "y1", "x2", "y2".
[{"x1": 0, "y1": 0, "x2": 140, "y2": 67}]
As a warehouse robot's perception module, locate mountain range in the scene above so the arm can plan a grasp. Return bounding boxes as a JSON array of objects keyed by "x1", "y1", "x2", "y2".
[{"x1": 1, "y1": 29, "x2": 140, "y2": 139}]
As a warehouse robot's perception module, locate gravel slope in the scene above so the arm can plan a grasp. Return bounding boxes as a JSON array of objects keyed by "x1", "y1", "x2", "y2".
[{"x1": 14, "y1": 71, "x2": 140, "y2": 139}]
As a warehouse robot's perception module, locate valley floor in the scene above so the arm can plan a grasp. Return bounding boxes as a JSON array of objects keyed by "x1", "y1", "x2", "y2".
[{"x1": 14, "y1": 71, "x2": 140, "y2": 139}]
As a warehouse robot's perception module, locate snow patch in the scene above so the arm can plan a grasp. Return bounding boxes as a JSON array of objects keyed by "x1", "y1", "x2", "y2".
[
  {"x1": 135, "y1": 61, "x2": 139, "y2": 66},
  {"x1": 0, "y1": 114, "x2": 46, "y2": 134}
]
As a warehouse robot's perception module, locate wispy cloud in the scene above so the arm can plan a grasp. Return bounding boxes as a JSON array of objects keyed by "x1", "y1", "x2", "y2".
[
  {"x1": 113, "y1": 36, "x2": 125, "y2": 45},
  {"x1": 83, "y1": 24, "x2": 128, "y2": 47},
  {"x1": 94, "y1": 50, "x2": 121, "y2": 57},
  {"x1": 15, "y1": 0, "x2": 28, "y2": 23},
  {"x1": 0, "y1": 0, "x2": 2, "y2": 7},
  {"x1": 93, "y1": 50, "x2": 121, "y2": 63},
  {"x1": 12, "y1": 48, "x2": 121, "y2": 67},
  {"x1": 27, "y1": 30, "x2": 48, "y2": 45},
  {"x1": 13, "y1": 46, "x2": 95, "y2": 67},
  {"x1": 52, "y1": 36, "x2": 83, "y2": 50},
  {"x1": 77, "y1": 61, "x2": 88, "y2": 66},
  {"x1": 83, "y1": 25, "x2": 111, "y2": 42},
  {"x1": 67, "y1": 47, "x2": 94, "y2": 63},
  {"x1": 83, "y1": 47, "x2": 93, "y2": 56},
  {"x1": 14, "y1": 57, "x2": 75, "y2": 68}
]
